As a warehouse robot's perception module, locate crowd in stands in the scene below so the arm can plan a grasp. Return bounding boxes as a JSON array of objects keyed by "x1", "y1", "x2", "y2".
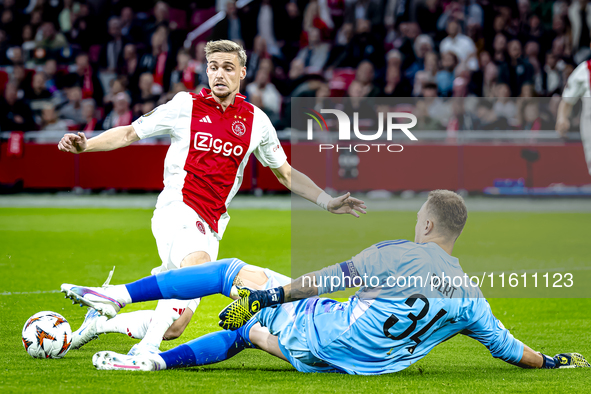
[{"x1": 0, "y1": 0, "x2": 587, "y2": 136}]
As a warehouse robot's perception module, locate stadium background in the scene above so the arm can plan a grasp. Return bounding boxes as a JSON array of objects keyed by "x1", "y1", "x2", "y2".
[{"x1": 1, "y1": 0, "x2": 591, "y2": 392}]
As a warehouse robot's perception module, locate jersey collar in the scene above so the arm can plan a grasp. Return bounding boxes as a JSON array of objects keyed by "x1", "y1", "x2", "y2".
[{"x1": 199, "y1": 88, "x2": 246, "y2": 108}]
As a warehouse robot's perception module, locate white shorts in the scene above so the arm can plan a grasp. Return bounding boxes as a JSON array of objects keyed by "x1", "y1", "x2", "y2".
[{"x1": 150, "y1": 201, "x2": 220, "y2": 275}]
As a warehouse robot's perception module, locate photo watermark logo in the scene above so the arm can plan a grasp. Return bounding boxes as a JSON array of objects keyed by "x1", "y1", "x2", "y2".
[{"x1": 304, "y1": 108, "x2": 418, "y2": 152}]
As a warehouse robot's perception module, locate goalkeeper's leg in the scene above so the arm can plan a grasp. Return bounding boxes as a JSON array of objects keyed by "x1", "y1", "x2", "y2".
[{"x1": 93, "y1": 319, "x2": 285, "y2": 371}]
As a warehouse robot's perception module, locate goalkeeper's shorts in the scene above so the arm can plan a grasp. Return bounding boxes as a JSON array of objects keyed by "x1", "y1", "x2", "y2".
[{"x1": 255, "y1": 274, "x2": 344, "y2": 374}]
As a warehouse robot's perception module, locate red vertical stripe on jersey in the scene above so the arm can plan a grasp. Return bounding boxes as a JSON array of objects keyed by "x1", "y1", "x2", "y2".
[{"x1": 182, "y1": 92, "x2": 254, "y2": 233}]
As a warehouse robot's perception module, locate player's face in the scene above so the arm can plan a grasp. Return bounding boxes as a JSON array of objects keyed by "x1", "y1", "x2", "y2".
[
  {"x1": 206, "y1": 52, "x2": 246, "y2": 100},
  {"x1": 414, "y1": 202, "x2": 428, "y2": 243}
]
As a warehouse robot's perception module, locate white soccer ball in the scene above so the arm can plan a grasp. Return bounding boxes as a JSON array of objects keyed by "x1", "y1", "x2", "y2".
[{"x1": 22, "y1": 311, "x2": 72, "y2": 359}]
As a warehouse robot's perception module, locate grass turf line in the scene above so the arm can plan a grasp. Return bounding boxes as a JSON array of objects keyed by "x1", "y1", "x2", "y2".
[{"x1": 0, "y1": 208, "x2": 590, "y2": 393}]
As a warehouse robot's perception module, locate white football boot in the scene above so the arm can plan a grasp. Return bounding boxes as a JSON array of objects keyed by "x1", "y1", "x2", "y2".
[
  {"x1": 127, "y1": 343, "x2": 161, "y2": 357},
  {"x1": 71, "y1": 308, "x2": 107, "y2": 349},
  {"x1": 92, "y1": 351, "x2": 165, "y2": 371},
  {"x1": 61, "y1": 283, "x2": 126, "y2": 318}
]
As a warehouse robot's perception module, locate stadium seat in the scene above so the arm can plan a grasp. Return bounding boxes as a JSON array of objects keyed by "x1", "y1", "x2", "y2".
[
  {"x1": 169, "y1": 8, "x2": 187, "y2": 30},
  {"x1": 0, "y1": 69, "x2": 8, "y2": 95}
]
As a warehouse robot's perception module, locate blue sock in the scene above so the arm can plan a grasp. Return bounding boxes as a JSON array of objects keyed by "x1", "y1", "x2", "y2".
[
  {"x1": 125, "y1": 258, "x2": 246, "y2": 303},
  {"x1": 159, "y1": 322, "x2": 256, "y2": 369}
]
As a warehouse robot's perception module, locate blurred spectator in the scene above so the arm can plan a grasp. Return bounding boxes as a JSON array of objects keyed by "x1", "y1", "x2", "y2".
[
  {"x1": 344, "y1": 0, "x2": 381, "y2": 27},
  {"x1": 325, "y1": 22, "x2": 354, "y2": 69},
  {"x1": 6, "y1": 46, "x2": 23, "y2": 66},
  {"x1": 120, "y1": 7, "x2": 142, "y2": 43},
  {"x1": 394, "y1": 22, "x2": 421, "y2": 71},
  {"x1": 439, "y1": 19, "x2": 476, "y2": 64},
  {"x1": 437, "y1": 52, "x2": 458, "y2": 97},
  {"x1": 12, "y1": 63, "x2": 28, "y2": 94},
  {"x1": 170, "y1": 50, "x2": 198, "y2": 91},
  {"x1": 415, "y1": 0, "x2": 443, "y2": 38},
  {"x1": 413, "y1": 52, "x2": 439, "y2": 96},
  {"x1": 138, "y1": 25, "x2": 172, "y2": 91},
  {"x1": 281, "y1": 2, "x2": 303, "y2": 61},
  {"x1": 70, "y1": 53, "x2": 103, "y2": 106},
  {"x1": 59, "y1": 86, "x2": 85, "y2": 125},
  {"x1": 246, "y1": 69, "x2": 281, "y2": 124},
  {"x1": 99, "y1": 17, "x2": 127, "y2": 74},
  {"x1": 475, "y1": 99, "x2": 509, "y2": 130},
  {"x1": 414, "y1": 100, "x2": 443, "y2": 130},
  {"x1": 0, "y1": 82, "x2": 37, "y2": 131},
  {"x1": 102, "y1": 92, "x2": 132, "y2": 129},
  {"x1": 24, "y1": 72, "x2": 52, "y2": 102},
  {"x1": 405, "y1": 34, "x2": 434, "y2": 84},
  {"x1": 541, "y1": 52, "x2": 564, "y2": 96},
  {"x1": 354, "y1": 60, "x2": 380, "y2": 97},
  {"x1": 133, "y1": 72, "x2": 161, "y2": 114},
  {"x1": 295, "y1": 28, "x2": 330, "y2": 74},
  {"x1": 252, "y1": 0, "x2": 282, "y2": 56},
  {"x1": 81, "y1": 99, "x2": 99, "y2": 132},
  {"x1": 382, "y1": 65, "x2": 412, "y2": 97},
  {"x1": 21, "y1": 25, "x2": 36, "y2": 62},
  {"x1": 423, "y1": 82, "x2": 450, "y2": 125},
  {"x1": 492, "y1": 33, "x2": 508, "y2": 64},
  {"x1": 493, "y1": 83, "x2": 517, "y2": 125},
  {"x1": 70, "y1": 2, "x2": 95, "y2": 51},
  {"x1": 498, "y1": 39, "x2": 534, "y2": 97},
  {"x1": 339, "y1": 19, "x2": 381, "y2": 68},
  {"x1": 43, "y1": 59, "x2": 62, "y2": 98},
  {"x1": 58, "y1": 0, "x2": 78, "y2": 34},
  {"x1": 302, "y1": 0, "x2": 334, "y2": 40},
  {"x1": 36, "y1": 22, "x2": 68, "y2": 52},
  {"x1": 41, "y1": 103, "x2": 69, "y2": 131},
  {"x1": 211, "y1": 0, "x2": 245, "y2": 43},
  {"x1": 568, "y1": 0, "x2": 591, "y2": 52},
  {"x1": 121, "y1": 43, "x2": 139, "y2": 88},
  {"x1": 468, "y1": 51, "x2": 490, "y2": 97},
  {"x1": 246, "y1": 36, "x2": 270, "y2": 81}
]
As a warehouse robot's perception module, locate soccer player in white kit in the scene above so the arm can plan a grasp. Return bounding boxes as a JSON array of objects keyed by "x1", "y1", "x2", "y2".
[
  {"x1": 57, "y1": 40, "x2": 366, "y2": 355},
  {"x1": 556, "y1": 57, "x2": 591, "y2": 175}
]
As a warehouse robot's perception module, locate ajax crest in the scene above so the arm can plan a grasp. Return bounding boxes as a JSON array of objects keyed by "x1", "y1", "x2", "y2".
[{"x1": 232, "y1": 120, "x2": 246, "y2": 136}]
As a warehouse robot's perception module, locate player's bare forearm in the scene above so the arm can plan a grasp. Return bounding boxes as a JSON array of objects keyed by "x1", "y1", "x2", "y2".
[
  {"x1": 282, "y1": 274, "x2": 319, "y2": 302},
  {"x1": 557, "y1": 100, "x2": 573, "y2": 121},
  {"x1": 271, "y1": 161, "x2": 367, "y2": 217},
  {"x1": 84, "y1": 125, "x2": 140, "y2": 152},
  {"x1": 516, "y1": 344, "x2": 543, "y2": 368},
  {"x1": 271, "y1": 162, "x2": 323, "y2": 202}
]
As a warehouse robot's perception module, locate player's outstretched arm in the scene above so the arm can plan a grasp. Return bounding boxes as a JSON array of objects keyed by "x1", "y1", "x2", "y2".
[
  {"x1": 219, "y1": 261, "x2": 362, "y2": 329},
  {"x1": 271, "y1": 161, "x2": 367, "y2": 218},
  {"x1": 555, "y1": 100, "x2": 573, "y2": 139},
  {"x1": 57, "y1": 125, "x2": 139, "y2": 154},
  {"x1": 218, "y1": 272, "x2": 319, "y2": 330}
]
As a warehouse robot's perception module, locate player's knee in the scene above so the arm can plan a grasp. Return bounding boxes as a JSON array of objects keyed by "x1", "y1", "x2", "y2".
[{"x1": 180, "y1": 251, "x2": 211, "y2": 268}]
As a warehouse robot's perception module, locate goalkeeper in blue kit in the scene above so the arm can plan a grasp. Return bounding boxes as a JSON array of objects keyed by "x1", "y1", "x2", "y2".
[{"x1": 62, "y1": 190, "x2": 590, "y2": 372}]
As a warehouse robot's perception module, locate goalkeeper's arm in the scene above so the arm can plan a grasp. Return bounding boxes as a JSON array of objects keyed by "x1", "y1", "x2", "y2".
[{"x1": 219, "y1": 263, "x2": 360, "y2": 330}]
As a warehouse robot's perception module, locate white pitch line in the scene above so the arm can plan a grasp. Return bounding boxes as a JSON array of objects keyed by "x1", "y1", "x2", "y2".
[{"x1": 0, "y1": 290, "x2": 60, "y2": 296}]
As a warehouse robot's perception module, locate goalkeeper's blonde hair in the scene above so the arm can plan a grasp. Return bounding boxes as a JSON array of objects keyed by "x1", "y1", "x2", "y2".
[{"x1": 205, "y1": 40, "x2": 247, "y2": 67}]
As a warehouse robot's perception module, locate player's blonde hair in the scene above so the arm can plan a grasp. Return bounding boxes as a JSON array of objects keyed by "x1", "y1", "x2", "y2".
[
  {"x1": 205, "y1": 40, "x2": 247, "y2": 67},
  {"x1": 426, "y1": 190, "x2": 468, "y2": 240}
]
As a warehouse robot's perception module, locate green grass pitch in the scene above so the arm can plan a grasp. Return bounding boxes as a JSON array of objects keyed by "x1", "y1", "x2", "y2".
[{"x1": 1, "y1": 207, "x2": 590, "y2": 393}]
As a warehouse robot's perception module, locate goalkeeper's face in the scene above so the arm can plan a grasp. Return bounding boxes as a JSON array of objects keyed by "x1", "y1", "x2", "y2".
[{"x1": 206, "y1": 52, "x2": 246, "y2": 100}]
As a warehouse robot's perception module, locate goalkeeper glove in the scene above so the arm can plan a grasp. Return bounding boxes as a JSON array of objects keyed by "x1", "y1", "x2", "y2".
[
  {"x1": 218, "y1": 286, "x2": 285, "y2": 330},
  {"x1": 541, "y1": 353, "x2": 591, "y2": 368}
]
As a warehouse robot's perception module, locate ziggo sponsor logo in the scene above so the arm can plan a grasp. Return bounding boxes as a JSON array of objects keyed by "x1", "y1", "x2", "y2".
[{"x1": 193, "y1": 132, "x2": 244, "y2": 157}]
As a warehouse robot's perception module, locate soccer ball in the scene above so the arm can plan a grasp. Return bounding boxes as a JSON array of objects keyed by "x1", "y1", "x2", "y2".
[{"x1": 22, "y1": 311, "x2": 72, "y2": 359}]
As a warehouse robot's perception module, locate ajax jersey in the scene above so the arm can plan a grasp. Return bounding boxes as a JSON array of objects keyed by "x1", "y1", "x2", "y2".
[{"x1": 132, "y1": 89, "x2": 287, "y2": 238}]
